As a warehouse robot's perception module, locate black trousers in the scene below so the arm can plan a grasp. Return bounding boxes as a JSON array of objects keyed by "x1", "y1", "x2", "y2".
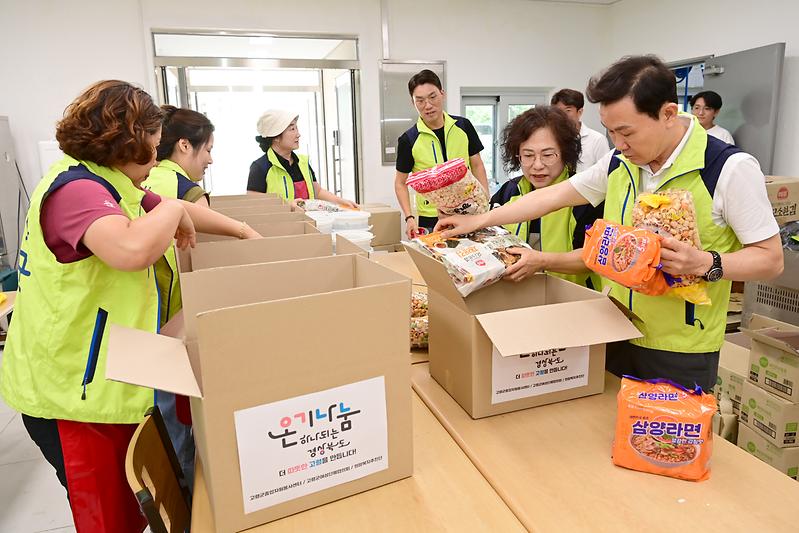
[
  {"x1": 22, "y1": 414, "x2": 69, "y2": 496},
  {"x1": 605, "y1": 341, "x2": 720, "y2": 392}
]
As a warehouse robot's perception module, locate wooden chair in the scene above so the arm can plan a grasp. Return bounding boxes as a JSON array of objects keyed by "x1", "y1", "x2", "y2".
[{"x1": 125, "y1": 406, "x2": 191, "y2": 533}]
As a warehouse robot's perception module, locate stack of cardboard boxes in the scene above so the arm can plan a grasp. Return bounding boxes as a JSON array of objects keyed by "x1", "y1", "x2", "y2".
[
  {"x1": 106, "y1": 194, "x2": 414, "y2": 531},
  {"x1": 736, "y1": 315, "x2": 799, "y2": 481}
]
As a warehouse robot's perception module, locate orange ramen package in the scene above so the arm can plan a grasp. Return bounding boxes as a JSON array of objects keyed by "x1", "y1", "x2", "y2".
[
  {"x1": 612, "y1": 376, "x2": 716, "y2": 482},
  {"x1": 582, "y1": 219, "x2": 669, "y2": 296}
]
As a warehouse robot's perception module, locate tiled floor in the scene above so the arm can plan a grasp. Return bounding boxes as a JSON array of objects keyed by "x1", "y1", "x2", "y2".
[{"x1": 0, "y1": 348, "x2": 76, "y2": 532}]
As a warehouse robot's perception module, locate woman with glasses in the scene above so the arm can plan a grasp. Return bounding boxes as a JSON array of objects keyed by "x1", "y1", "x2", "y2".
[{"x1": 489, "y1": 106, "x2": 603, "y2": 287}]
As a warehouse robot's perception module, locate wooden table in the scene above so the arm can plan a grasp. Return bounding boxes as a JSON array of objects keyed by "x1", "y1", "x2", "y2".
[
  {"x1": 412, "y1": 363, "x2": 799, "y2": 533},
  {"x1": 191, "y1": 393, "x2": 524, "y2": 532}
]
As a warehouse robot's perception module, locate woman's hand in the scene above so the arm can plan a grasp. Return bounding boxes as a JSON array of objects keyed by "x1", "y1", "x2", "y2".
[
  {"x1": 435, "y1": 212, "x2": 489, "y2": 238},
  {"x1": 240, "y1": 223, "x2": 263, "y2": 240},
  {"x1": 290, "y1": 198, "x2": 304, "y2": 211},
  {"x1": 503, "y1": 247, "x2": 547, "y2": 282},
  {"x1": 337, "y1": 198, "x2": 359, "y2": 210},
  {"x1": 174, "y1": 203, "x2": 196, "y2": 250}
]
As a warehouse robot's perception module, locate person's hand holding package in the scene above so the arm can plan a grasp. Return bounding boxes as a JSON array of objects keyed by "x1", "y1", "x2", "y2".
[{"x1": 503, "y1": 247, "x2": 547, "y2": 282}]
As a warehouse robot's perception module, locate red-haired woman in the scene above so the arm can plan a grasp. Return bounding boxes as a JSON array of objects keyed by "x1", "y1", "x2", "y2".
[{"x1": 0, "y1": 80, "x2": 260, "y2": 532}]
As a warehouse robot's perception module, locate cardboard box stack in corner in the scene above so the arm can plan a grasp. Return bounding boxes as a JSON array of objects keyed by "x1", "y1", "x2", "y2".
[
  {"x1": 737, "y1": 314, "x2": 799, "y2": 481},
  {"x1": 404, "y1": 246, "x2": 641, "y2": 419},
  {"x1": 107, "y1": 252, "x2": 413, "y2": 532}
]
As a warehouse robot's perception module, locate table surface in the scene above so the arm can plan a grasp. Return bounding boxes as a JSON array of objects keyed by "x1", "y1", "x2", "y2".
[
  {"x1": 191, "y1": 393, "x2": 525, "y2": 532},
  {"x1": 0, "y1": 291, "x2": 15, "y2": 320},
  {"x1": 411, "y1": 363, "x2": 799, "y2": 533}
]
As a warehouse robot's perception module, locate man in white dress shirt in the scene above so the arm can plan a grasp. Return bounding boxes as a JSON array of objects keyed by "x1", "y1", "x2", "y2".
[
  {"x1": 691, "y1": 90, "x2": 735, "y2": 145},
  {"x1": 551, "y1": 88, "x2": 611, "y2": 171}
]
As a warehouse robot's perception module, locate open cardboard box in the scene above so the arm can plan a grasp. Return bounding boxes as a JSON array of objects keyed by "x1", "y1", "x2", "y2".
[
  {"x1": 743, "y1": 314, "x2": 799, "y2": 403},
  {"x1": 359, "y1": 204, "x2": 402, "y2": 246},
  {"x1": 197, "y1": 221, "x2": 320, "y2": 243},
  {"x1": 178, "y1": 233, "x2": 365, "y2": 274},
  {"x1": 369, "y1": 251, "x2": 425, "y2": 286},
  {"x1": 405, "y1": 246, "x2": 641, "y2": 418},
  {"x1": 238, "y1": 212, "x2": 312, "y2": 225},
  {"x1": 107, "y1": 254, "x2": 413, "y2": 531},
  {"x1": 211, "y1": 197, "x2": 285, "y2": 209},
  {"x1": 210, "y1": 192, "x2": 280, "y2": 204},
  {"x1": 215, "y1": 204, "x2": 293, "y2": 217}
]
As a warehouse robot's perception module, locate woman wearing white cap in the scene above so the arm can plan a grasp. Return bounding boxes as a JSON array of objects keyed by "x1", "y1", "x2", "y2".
[{"x1": 247, "y1": 110, "x2": 358, "y2": 208}]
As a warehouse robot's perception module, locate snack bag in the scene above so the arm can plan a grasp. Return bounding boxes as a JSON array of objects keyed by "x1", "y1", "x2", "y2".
[
  {"x1": 410, "y1": 316, "x2": 429, "y2": 349},
  {"x1": 411, "y1": 291, "x2": 428, "y2": 318},
  {"x1": 406, "y1": 158, "x2": 489, "y2": 216},
  {"x1": 405, "y1": 226, "x2": 529, "y2": 297},
  {"x1": 613, "y1": 376, "x2": 716, "y2": 482},
  {"x1": 582, "y1": 219, "x2": 669, "y2": 296},
  {"x1": 632, "y1": 190, "x2": 710, "y2": 305},
  {"x1": 295, "y1": 199, "x2": 356, "y2": 212}
]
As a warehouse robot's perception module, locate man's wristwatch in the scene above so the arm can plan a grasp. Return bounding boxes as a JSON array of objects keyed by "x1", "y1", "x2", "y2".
[{"x1": 702, "y1": 250, "x2": 723, "y2": 282}]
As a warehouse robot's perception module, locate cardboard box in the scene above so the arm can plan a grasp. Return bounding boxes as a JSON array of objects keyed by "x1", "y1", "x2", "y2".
[
  {"x1": 210, "y1": 192, "x2": 280, "y2": 204},
  {"x1": 717, "y1": 340, "x2": 751, "y2": 414},
  {"x1": 371, "y1": 243, "x2": 406, "y2": 254},
  {"x1": 743, "y1": 314, "x2": 799, "y2": 403},
  {"x1": 178, "y1": 233, "x2": 364, "y2": 273},
  {"x1": 210, "y1": 198, "x2": 285, "y2": 209},
  {"x1": 738, "y1": 423, "x2": 799, "y2": 480},
  {"x1": 107, "y1": 254, "x2": 413, "y2": 531},
  {"x1": 765, "y1": 175, "x2": 799, "y2": 224},
  {"x1": 197, "y1": 222, "x2": 320, "y2": 243},
  {"x1": 740, "y1": 381, "x2": 799, "y2": 448},
  {"x1": 370, "y1": 251, "x2": 425, "y2": 286},
  {"x1": 405, "y1": 246, "x2": 641, "y2": 418},
  {"x1": 215, "y1": 204, "x2": 293, "y2": 217},
  {"x1": 360, "y1": 204, "x2": 402, "y2": 246},
  {"x1": 239, "y1": 212, "x2": 312, "y2": 225}
]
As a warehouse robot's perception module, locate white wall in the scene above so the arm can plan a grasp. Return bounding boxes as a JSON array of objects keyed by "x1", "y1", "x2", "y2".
[
  {"x1": 0, "y1": 0, "x2": 612, "y2": 207},
  {"x1": 0, "y1": 0, "x2": 148, "y2": 192},
  {"x1": 607, "y1": 0, "x2": 799, "y2": 176}
]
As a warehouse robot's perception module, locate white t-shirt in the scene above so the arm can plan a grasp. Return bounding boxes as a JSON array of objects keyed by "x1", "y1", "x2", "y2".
[
  {"x1": 707, "y1": 124, "x2": 735, "y2": 145},
  {"x1": 570, "y1": 117, "x2": 778, "y2": 245},
  {"x1": 577, "y1": 123, "x2": 611, "y2": 172}
]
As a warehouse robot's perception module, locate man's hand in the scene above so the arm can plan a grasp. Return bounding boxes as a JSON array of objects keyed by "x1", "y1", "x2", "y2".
[
  {"x1": 503, "y1": 247, "x2": 547, "y2": 282},
  {"x1": 659, "y1": 236, "x2": 713, "y2": 277},
  {"x1": 405, "y1": 217, "x2": 420, "y2": 239}
]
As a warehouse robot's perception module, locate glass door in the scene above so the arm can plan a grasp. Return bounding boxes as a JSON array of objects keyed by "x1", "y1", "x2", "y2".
[{"x1": 462, "y1": 96, "x2": 498, "y2": 191}]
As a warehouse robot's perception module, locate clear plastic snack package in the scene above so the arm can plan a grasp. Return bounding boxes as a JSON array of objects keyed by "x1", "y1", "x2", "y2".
[
  {"x1": 295, "y1": 199, "x2": 358, "y2": 212},
  {"x1": 410, "y1": 316, "x2": 429, "y2": 349},
  {"x1": 406, "y1": 158, "x2": 489, "y2": 216},
  {"x1": 411, "y1": 291, "x2": 428, "y2": 318},
  {"x1": 631, "y1": 190, "x2": 711, "y2": 305},
  {"x1": 405, "y1": 226, "x2": 530, "y2": 297}
]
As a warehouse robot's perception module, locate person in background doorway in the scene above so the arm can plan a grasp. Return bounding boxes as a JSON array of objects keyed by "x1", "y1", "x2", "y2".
[
  {"x1": 141, "y1": 105, "x2": 217, "y2": 490},
  {"x1": 490, "y1": 106, "x2": 602, "y2": 288},
  {"x1": 691, "y1": 90, "x2": 735, "y2": 144},
  {"x1": 551, "y1": 88, "x2": 611, "y2": 172},
  {"x1": 247, "y1": 110, "x2": 358, "y2": 208},
  {"x1": 394, "y1": 69, "x2": 489, "y2": 237},
  {"x1": 0, "y1": 80, "x2": 260, "y2": 533},
  {"x1": 437, "y1": 56, "x2": 783, "y2": 391}
]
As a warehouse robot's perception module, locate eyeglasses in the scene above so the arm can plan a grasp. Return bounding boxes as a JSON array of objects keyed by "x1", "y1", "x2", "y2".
[
  {"x1": 517, "y1": 151, "x2": 560, "y2": 167},
  {"x1": 414, "y1": 93, "x2": 441, "y2": 106},
  {"x1": 691, "y1": 105, "x2": 716, "y2": 113}
]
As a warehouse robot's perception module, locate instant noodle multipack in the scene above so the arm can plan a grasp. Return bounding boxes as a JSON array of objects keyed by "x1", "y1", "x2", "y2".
[
  {"x1": 404, "y1": 243, "x2": 641, "y2": 418},
  {"x1": 613, "y1": 376, "x2": 716, "y2": 482},
  {"x1": 582, "y1": 189, "x2": 712, "y2": 305}
]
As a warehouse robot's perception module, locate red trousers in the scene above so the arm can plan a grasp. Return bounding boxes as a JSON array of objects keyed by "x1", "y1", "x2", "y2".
[{"x1": 57, "y1": 420, "x2": 148, "y2": 533}]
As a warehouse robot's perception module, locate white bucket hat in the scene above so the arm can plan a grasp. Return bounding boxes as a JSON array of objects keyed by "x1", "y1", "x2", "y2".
[{"x1": 257, "y1": 109, "x2": 299, "y2": 138}]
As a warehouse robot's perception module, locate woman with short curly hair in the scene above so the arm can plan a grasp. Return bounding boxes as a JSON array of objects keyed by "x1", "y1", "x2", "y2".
[
  {"x1": 489, "y1": 106, "x2": 603, "y2": 287},
  {"x1": 0, "y1": 80, "x2": 260, "y2": 532}
]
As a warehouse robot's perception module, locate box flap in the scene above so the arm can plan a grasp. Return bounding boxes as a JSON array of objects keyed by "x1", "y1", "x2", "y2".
[
  {"x1": 335, "y1": 234, "x2": 368, "y2": 256},
  {"x1": 403, "y1": 244, "x2": 469, "y2": 312},
  {"x1": 190, "y1": 233, "x2": 332, "y2": 271},
  {"x1": 743, "y1": 314, "x2": 799, "y2": 355},
  {"x1": 160, "y1": 310, "x2": 185, "y2": 339},
  {"x1": 476, "y1": 298, "x2": 642, "y2": 356},
  {"x1": 106, "y1": 325, "x2": 201, "y2": 397}
]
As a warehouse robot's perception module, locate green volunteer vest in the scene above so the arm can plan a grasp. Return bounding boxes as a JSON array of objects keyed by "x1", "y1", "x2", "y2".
[
  {"x1": 0, "y1": 156, "x2": 159, "y2": 423},
  {"x1": 604, "y1": 118, "x2": 741, "y2": 353},
  {"x1": 410, "y1": 112, "x2": 472, "y2": 218},
  {"x1": 264, "y1": 148, "x2": 315, "y2": 201},
  {"x1": 141, "y1": 159, "x2": 194, "y2": 324},
  {"x1": 503, "y1": 170, "x2": 600, "y2": 289}
]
